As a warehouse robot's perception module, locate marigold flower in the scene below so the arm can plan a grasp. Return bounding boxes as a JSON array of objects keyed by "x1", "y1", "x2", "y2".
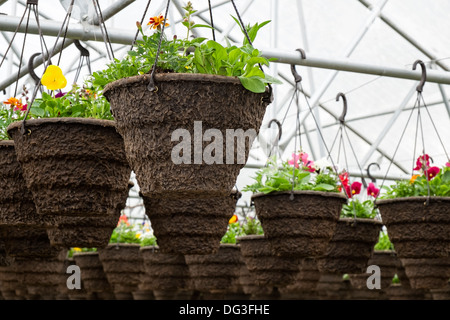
[
  {"x1": 229, "y1": 214, "x2": 238, "y2": 224},
  {"x1": 148, "y1": 14, "x2": 169, "y2": 30},
  {"x1": 3, "y1": 97, "x2": 20, "y2": 107},
  {"x1": 367, "y1": 182, "x2": 380, "y2": 198},
  {"x1": 41, "y1": 65, "x2": 67, "y2": 91},
  {"x1": 425, "y1": 166, "x2": 440, "y2": 181},
  {"x1": 410, "y1": 174, "x2": 420, "y2": 184}
]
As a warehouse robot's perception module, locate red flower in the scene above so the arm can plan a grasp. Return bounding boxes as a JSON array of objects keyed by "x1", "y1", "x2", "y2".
[
  {"x1": 425, "y1": 166, "x2": 440, "y2": 181},
  {"x1": 148, "y1": 14, "x2": 169, "y2": 30},
  {"x1": 446, "y1": 162, "x2": 450, "y2": 167},
  {"x1": 414, "y1": 154, "x2": 430, "y2": 171},
  {"x1": 367, "y1": 182, "x2": 380, "y2": 198},
  {"x1": 117, "y1": 214, "x2": 129, "y2": 226}
]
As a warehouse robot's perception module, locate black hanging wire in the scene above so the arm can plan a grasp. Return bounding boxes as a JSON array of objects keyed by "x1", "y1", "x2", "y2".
[
  {"x1": 147, "y1": 0, "x2": 171, "y2": 92},
  {"x1": 130, "y1": 0, "x2": 153, "y2": 51},
  {"x1": 73, "y1": 40, "x2": 92, "y2": 84},
  {"x1": 208, "y1": 0, "x2": 216, "y2": 41},
  {"x1": 376, "y1": 60, "x2": 449, "y2": 206},
  {"x1": 92, "y1": 0, "x2": 115, "y2": 61}
]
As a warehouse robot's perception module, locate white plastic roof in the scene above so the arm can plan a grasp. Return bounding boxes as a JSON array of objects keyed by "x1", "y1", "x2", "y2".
[{"x1": 1, "y1": 0, "x2": 449, "y2": 216}]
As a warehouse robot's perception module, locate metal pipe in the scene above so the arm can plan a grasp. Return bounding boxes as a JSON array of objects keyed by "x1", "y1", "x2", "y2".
[{"x1": 0, "y1": 0, "x2": 136, "y2": 91}]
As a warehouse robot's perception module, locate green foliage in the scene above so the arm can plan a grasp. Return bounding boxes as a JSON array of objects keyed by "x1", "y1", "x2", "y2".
[
  {"x1": 374, "y1": 230, "x2": 395, "y2": 251},
  {"x1": 381, "y1": 166, "x2": 450, "y2": 198},
  {"x1": 140, "y1": 235, "x2": 158, "y2": 247},
  {"x1": 341, "y1": 199, "x2": 377, "y2": 219},
  {"x1": 0, "y1": 104, "x2": 26, "y2": 140},
  {"x1": 221, "y1": 222, "x2": 242, "y2": 244},
  {"x1": 220, "y1": 216, "x2": 264, "y2": 244},
  {"x1": 242, "y1": 156, "x2": 339, "y2": 194},
  {"x1": 68, "y1": 247, "x2": 97, "y2": 258},
  {"x1": 109, "y1": 222, "x2": 142, "y2": 244},
  {"x1": 90, "y1": 5, "x2": 280, "y2": 94},
  {"x1": 29, "y1": 85, "x2": 113, "y2": 120}
]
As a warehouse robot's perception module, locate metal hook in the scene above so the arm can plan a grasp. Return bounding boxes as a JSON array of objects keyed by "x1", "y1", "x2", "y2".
[
  {"x1": 74, "y1": 40, "x2": 90, "y2": 57},
  {"x1": 28, "y1": 53, "x2": 42, "y2": 85},
  {"x1": 367, "y1": 162, "x2": 380, "y2": 183},
  {"x1": 336, "y1": 92, "x2": 347, "y2": 124},
  {"x1": 290, "y1": 48, "x2": 306, "y2": 83},
  {"x1": 268, "y1": 119, "x2": 282, "y2": 142},
  {"x1": 412, "y1": 59, "x2": 426, "y2": 93}
]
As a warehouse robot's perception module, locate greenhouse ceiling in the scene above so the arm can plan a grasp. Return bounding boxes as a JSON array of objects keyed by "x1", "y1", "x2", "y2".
[{"x1": 1, "y1": 0, "x2": 449, "y2": 208}]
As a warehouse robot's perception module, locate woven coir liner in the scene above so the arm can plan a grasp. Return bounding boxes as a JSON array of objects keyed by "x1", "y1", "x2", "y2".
[
  {"x1": 0, "y1": 141, "x2": 59, "y2": 258},
  {"x1": 316, "y1": 218, "x2": 383, "y2": 274},
  {"x1": 348, "y1": 250, "x2": 399, "y2": 290},
  {"x1": 7, "y1": 118, "x2": 131, "y2": 218},
  {"x1": 185, "y1": 244, "x2": 243, "y2": 294},
  {"x1": 103, "y1": 73, "x2": 271, "y2": 199},
  {"x1": 98, "y1": 243, "x2": 144, "y2": 299},
  {"x1": 72, "y1": 251, "x2": 114, "y2": 294},
  {"x1": 237, "y1": 235, "x2": 301, "y2": 287},
  {"x1": 140, "y1": 245, "x2": 193, "y2": 299},
  {"x1": 400, "y1": 257, "x2": 450, "y2": 290},
  {"x1": 252, "y1": 191, "x2": 347, "y2": 257},
  {"x1": 142, "y1": 191, "x2": 239, "y2": 255},
  {"x1": 279, "y1": 257, "x2": 321, "y2": 299},
  {"x1": 375, "y1": 197, "x2": 450, "y2": 258}
]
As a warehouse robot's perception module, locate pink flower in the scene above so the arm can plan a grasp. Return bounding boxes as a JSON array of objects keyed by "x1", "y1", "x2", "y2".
[
  {"x1": 288, "y1": 152, "x2": 315, "y2": 172},
  {"x1": 425, "y1": 166, "x2": 440, "y2": 181},
  {"x1": 367, "y1": 182, "x2": 380, "y2": 198},
  {"x1": 414, "y1": 154, "x2": 430, "y2": 171},
  {"x1": 55, "y1": 91, "x2": 66, "y2": 98},
  {"x1": 288, "y1": 153, "x2": 301, "y2": 168},
  {"x1": 345, "y1": 181, "x2": 362, "y2": 198},
  {"x1": 446, "y1": 162, "x2": 450, "y2": 167}
]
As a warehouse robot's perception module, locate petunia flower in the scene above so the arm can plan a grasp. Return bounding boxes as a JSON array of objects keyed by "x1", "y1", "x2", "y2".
[
  {"x1": 446, "y1": 162, "x2": 450, "y2": 167},
  {"x1": 229, "y1": 214, "x2": 238, "y2": 224},
  {"x1": 288, "y1": 153, "x2": 301, "y2": 168},
  {"x1": 367, "y1": 182, "x2": 380, "y2": 198},
  {"x1": 148, "y1": 14, "x2": 169, "y2": 30},
  {"x1": 41, "y1": 65, "x2": 67, "y2": 91},
  {"x1": 425, "y1": 166, "x2": 440, "y2": 181},
  {"x1": 413, "y1": 154, "x2": 430, "y2": 171}
]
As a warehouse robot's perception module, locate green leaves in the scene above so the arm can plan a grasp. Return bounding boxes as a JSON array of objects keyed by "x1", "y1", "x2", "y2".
[{"x1": 341, "y1": 199, "x2": 377, "y2": 219}]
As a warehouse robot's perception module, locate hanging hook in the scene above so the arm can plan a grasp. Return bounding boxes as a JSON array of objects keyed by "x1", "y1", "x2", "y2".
[
  {"x1": 412, "y1": 59, "x2": 426, "y2": 93},
  {"x1": 74, "y1": 40, "x2": 90, "y2": 58},
  {"x1": 268, "y1": 119, "x2": 282, "y2": 142},
  {"x1": 336, "y1": 92, "x2": 347, "y2": 124},
  {"x1": 367, "y1": 162, "x2": 380, "y2": 183},
  {"x1": 28, "y1": 53, "x2": 42, "y2": 85},
  {"x1": 290, "y1": 48, "x2": 306, "y2": 83}
]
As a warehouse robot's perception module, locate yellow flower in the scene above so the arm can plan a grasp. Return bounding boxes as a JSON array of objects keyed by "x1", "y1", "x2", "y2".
[
  {"x1": 229, "y1": 214, "x2": 238, "y2": 224},
  {"x1": 410, "y1": 174, "x2": 420, "y2": 184},
  {"x1": 148, "y1": 14, "x2": 169, "y2": 30},
  {"x1": 135, "y1": 233, "x2": 141, "y2": 239},
  {"x1": 72, "y1": 247, "x2": 82, "y2": 252},
  {"x1": 41, "y1": 65, "x2": 67, "y2": 91}
]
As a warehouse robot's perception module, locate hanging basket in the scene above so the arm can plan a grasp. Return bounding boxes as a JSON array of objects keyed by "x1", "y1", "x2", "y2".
[
  {"x1": 7, "y1": 118, "x2": 132, "y2": 219},
  {"x1": 316, "y1": 218, "x2": 383, "y2": 274},
  {"x1": 140, "y1": 245, "x2": 193, "y2": 300},
  {"x1": 236, "y1": 235, "x2": 301, "y2": 288},
  {"x1": 98, "y1": 243, "x2": 144, "y2": 300},
  {"x1": 0, "y1": 140, "x2": 60, "y2": 259},
  {"x1": 278, "y1": 257, "x2": 321, "y2": 300},
  {"x1": 399, "y1": 257, "x2": 450, "y2": 290},
  {"x1": 103, "y1": 73, "x2": 271, "y2": 199},
  {"x1": 142, "y1": 190, "x2": 240, "y2": 255},
  {"x1": 252, "y1": 190, "x2": 347, "y2": 258},
  {"x1": 184, "y1": 243, "x2": 244, "y2": 299},
  {"x1": 375, "y1": 197, "x2": 450, "y2": 259}
]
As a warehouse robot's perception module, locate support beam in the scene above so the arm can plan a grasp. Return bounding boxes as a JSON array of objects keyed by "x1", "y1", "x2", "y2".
[{"x1": 0, "y1": 0, "x2": 136, "y2": 91}]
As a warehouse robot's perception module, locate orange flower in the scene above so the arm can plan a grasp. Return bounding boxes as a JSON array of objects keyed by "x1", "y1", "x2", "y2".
[
  {"x1": 228, "y1": 214, "x2": 238, "y2": 224},
  {"x1": 148, "y1": 14, "x2": 169, "y2": 30},
  {"x1": 3, "y1": 97, "x2": 20, "y2": 107},
  {"x1": 117, "y1": 214, "x2": 130, "y2": 226},
  {"x1": 410, "y1": 174, "x2": 419, "y2": 184}
]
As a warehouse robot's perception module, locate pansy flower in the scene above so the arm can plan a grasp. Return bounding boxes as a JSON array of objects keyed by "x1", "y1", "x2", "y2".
[
  {"x1": 413, "y1": 154, "x2": 431, "y2": 171},
  {"x1": 229, "y1": 214, "x2": 238, "y2": 224},
  {"x1": 425, "y1": 166, "x2": 440, "y2": 181},
  {"x1": 367, "y1": 182, "x2": 380, "y2": 198},
  {"x1": 41, "y1": 65, "x2": 67, "y2": 91},
  {"x1": 345, "y1": 181, "x2": 362, "y2": 198}
]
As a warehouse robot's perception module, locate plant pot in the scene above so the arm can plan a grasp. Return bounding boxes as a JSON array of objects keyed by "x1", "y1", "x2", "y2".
[
  {"x1": 0, "y1": 140, "x2": 60, "y2": 259},
  {"x1": 237, "y1": 235, "x2": 301, "y2": 288},
  {"x1": 98, "y1": 243, "x2": 144, "y2": 300},
  {"x1": 430, "y1": 281, "x2": 450, "y2": 300},
  {"x1": 7, "y1": 118, "x2": 132, "y2": 219},
  {"x1": 316, "y1": 218, "x2": 383, "y2": 274},
  {"x1": 278, "y1": 258, "x2": 321, "y2": 300},
  {"x1": 185, "y1": 243, "x2": 244, "y2": 298},
  {"x1": 238, "y1": 264, "x2": 279, "y2": 300},
  {"x1": 348, "y1": 250, "x2": 399, "y2": 292},
  {"x1": 399, "y1": 257, "x2": 450, "y2": 290},
  {"x1": 252, "y1": 191, "x2": 347, "y2": 258},
  {"x1": 142, "y1": 191, "x2": 240, "y2": 255},
  {"x1": 375, "y1": 197, "x2": 450, "y2": 258},
  {"x1": 72, "y1": 251, "x2": 115, "y2": 299},
  {"x1": 140, "y1": 245, "x2": 192, "y2": 300},
  {"x1": 103, "y1": 73, "x2": 271, "y2": 199},
  {"x1": 0, "y1": 263, "x2": 27, "y2": 300},
  {"x1": 316, "y1": 273, "x2": 352, "y2": 300},
  {"x1": 386, "y1": 283, "x2": 429, "y2": 300}
]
